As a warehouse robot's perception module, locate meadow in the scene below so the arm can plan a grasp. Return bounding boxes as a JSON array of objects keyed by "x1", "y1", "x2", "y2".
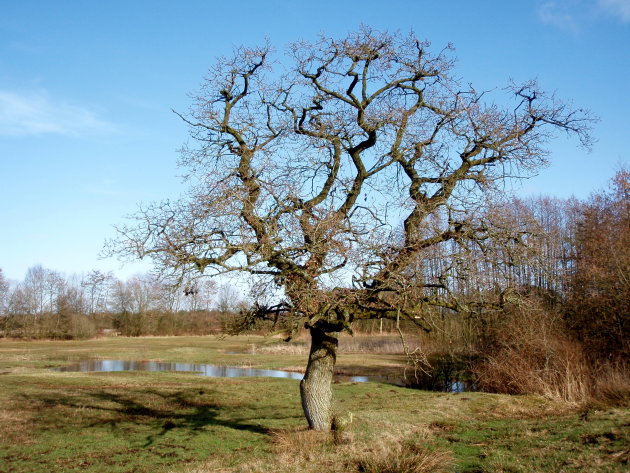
[{"x1": 0, "y1": 335, "x2": 628, "y2": 473}]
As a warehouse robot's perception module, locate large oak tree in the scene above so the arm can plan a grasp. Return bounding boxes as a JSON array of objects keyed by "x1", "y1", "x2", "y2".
[{"x1": 111, "y1": 28, "x2": 592, "y2": 430}]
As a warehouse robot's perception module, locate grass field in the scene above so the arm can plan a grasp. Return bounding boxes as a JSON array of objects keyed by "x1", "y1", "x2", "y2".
[{"x1": 0, "y1": 335, "x2": 628, "y2": 472}]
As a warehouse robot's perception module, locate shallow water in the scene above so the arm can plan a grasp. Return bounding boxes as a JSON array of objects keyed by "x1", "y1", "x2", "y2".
[
  {"x1": 54, "y1": 359, "x2": 472, "y2": 392},
  {"x1": 55, "y1": 359, "x2": 306, "y2": 380}
]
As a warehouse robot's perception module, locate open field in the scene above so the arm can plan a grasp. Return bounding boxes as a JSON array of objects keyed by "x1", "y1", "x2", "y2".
[{"x1": 0, "y1": 336, "x2": 628, "y2": 473}]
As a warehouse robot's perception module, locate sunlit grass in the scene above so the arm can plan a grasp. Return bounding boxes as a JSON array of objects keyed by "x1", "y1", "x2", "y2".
[{"x1": 0, "y1": 336, "x2": 628, "y2": 473}]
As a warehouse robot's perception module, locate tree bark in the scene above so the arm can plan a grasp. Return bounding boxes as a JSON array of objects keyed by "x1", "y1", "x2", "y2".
[{"x1": 300, "y1": 327, "x2": 339, "y2": 430}]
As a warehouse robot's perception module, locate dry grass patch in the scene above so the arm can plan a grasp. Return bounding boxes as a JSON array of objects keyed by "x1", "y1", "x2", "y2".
[
  {"x1": 472, "y1": 394, "x2": 572, "y2": 420},
  {"x1": 354, "y1": 441, "x2": 454, "y2": 473},
  {"x1": 249, "y1": 342, "x2": 309, "y2": 355},
  {"x1": 339, "y1": 334, "x2": 406, "y2": 354},
  {"x1": 591, "y1": 363, "x2": 630, "y2": 407},
  {"x1": 249, "y1": 333, "x2": 439, "y2": 357},
  {"x1": 0, "y1": 408, "x2": 36, "y2": 445},
  {"x1": 270, "y1": 427, "x2": 333, "y2": 462},
  {"x1": 262, "y1": 426, "x2": 452, "y2": 473}
]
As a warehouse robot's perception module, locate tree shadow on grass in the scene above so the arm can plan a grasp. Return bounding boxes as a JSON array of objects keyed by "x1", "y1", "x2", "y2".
[{"x1": 21, "y1": 385, "x2": 296, "y2": 448}]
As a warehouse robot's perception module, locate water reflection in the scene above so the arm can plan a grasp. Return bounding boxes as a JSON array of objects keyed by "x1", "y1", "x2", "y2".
[
  {"x1": 54, "y1": 359, "x2": 473, "y2": 392},
  {"x1": 56, "y1": 359, "x2": 306, "y2": 381}
]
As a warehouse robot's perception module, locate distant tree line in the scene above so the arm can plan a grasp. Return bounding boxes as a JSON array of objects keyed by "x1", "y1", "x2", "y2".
[
  {"x1": 348, "y1": 169, "x2": 628, "y2": 363},
  {"x1": 1, "y1": 169, "x2": 627, "y2": 362},
  {"x1": 0, "y1": 268, "x2": 245, "y2": 338}
]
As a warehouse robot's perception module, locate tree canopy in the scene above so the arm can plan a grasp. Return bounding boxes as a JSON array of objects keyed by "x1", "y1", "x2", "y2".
[{"x1": 110, "y1": 28, "x2": 593, "y2": 429}]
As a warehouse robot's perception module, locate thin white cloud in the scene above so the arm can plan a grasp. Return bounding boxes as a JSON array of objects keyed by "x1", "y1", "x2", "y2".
[
  {"x1": 537, "y1": 1, "x2": 581, "y2": 33},
  {"x1": 537, "y1": 0, "x2": 630, "y2": 31},
  {"x1": 598, "y1": 0, "x2": 630, "y2": 22},
  {"x1": 0, "y1": 90, "x2": 116, "y2": 137}
]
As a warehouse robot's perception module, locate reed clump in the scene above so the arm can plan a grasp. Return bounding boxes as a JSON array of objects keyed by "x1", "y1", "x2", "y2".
[{"x1": 473, "y1": 297, "x2": 630, "y2": 406}]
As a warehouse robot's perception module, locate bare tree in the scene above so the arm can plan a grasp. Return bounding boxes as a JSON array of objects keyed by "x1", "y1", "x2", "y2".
[
  {"x1": 566, "y1": 168, "x2": 630, "y2": 359},
  {"x1": 110, "y1": 28, "x2": 593, "y2": 430},
  {"x1": 82, "y1": 270, "x2": 115, "y2": 314},
  {"x1": 216, "y1": 283, "x2": 242, "y2": 315},
  {"x1": 178, "y1": 278, "x2": 217, "y2": 312},
  {"x1": 0, "y1": 269, "x2": 8, "y2": 314}
]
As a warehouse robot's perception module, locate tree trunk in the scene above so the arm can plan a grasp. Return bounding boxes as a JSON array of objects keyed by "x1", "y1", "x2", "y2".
[{"x1": 300, "y1": 327, "x2": 339, "y2": 430}]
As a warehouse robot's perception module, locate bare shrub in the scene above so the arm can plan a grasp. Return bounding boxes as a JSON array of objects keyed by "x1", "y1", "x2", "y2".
[
  {"x1": 566, "y1": 169, "x2": 630, "y2": 361},
  {"x1": 473, "y1": 296, "x2": 630, "y2": 405},
  {"x1": 66, "y1": 313, "x2": 97, "y2": 339},
  {"x1": 473, "y1": 298, "x2": 589, "y2": 402}
]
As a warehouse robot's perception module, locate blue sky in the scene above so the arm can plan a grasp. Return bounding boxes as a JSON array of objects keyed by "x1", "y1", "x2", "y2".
[{"x1": 1, "y1": 0, "x2": 628, "y2": 281}]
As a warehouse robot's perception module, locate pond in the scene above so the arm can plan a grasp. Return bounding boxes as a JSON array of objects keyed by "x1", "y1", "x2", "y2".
[
  {"x1": 56, "y1": 359, "x2": 305, "y2": 381},
  {"x1": 54, "y1": 359, "x2": 473, "y2": 392}
]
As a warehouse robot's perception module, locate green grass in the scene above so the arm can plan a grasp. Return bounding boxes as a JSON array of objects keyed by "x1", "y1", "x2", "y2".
[{"x1": 0, "y1": 335, "x2": 628, "y2": 473}]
